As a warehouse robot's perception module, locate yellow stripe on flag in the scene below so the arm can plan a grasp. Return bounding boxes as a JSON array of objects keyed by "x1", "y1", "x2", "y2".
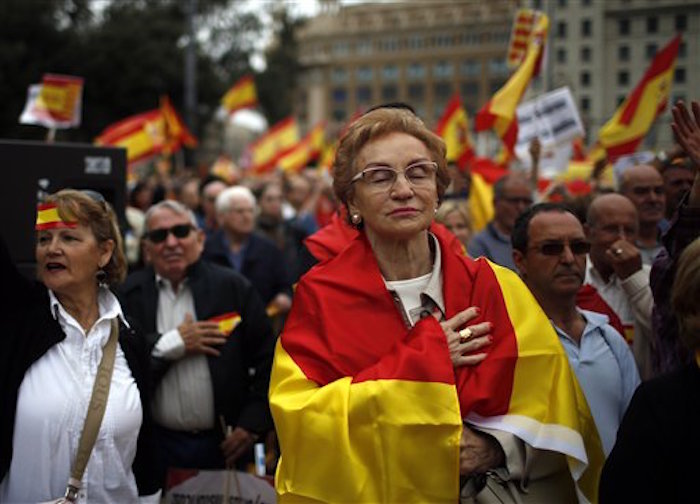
[
  {"x1": 270, "y1": 340, "x2": 462, "y2": 503},
  {"x1": 36, "y1": 204, "x2": 78, "y2": 230},
  {"x1": 468, "y1": 172, "x2": 494, "y2": 233},
  {"x1": 210, "y1": 312, "x2": 242, "y2": 334}
]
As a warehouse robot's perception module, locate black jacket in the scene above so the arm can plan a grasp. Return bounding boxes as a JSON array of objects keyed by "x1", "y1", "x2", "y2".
[
  {"x1": 0, "y1": 235, "x2": 159, "y2": 496},
  {"x1": 117, "y1": 259, "x2": 275, "y2": 435},
  {"x1": 203, "y1": 230, "x2": 292, "y2": 306}
]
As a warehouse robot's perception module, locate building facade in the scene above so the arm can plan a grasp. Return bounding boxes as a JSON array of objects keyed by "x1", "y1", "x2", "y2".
[{"x1": 295, "y1": 0, "x2": 700, "y2": 151}]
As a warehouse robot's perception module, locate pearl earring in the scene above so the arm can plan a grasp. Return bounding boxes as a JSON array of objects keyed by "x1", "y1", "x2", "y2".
[{"x1": 351, "y1": 213, "x2": 362, "y2": 225}]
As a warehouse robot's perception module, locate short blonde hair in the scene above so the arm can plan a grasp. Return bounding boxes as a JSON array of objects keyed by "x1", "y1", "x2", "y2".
[
  {"x1": 44, "y1": 189, "x2": 127, "y2": 285},
  {"x1": 671, "y1": 237, "x2": 700, "y2": 351},
  {"x1": 333, "y1": 107, "x2": 450, "y2": 222},
  {"x1": 435, "y1": 200, "x2": 472, "y2": 232}
]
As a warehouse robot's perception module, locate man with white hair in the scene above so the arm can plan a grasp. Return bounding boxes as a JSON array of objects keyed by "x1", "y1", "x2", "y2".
[
  {"x1": 118, "y1": 200, "x2": 275, "y2": 484},
  {"x1": 203, "y1": 186, "x2": 293, "y2": 316}
]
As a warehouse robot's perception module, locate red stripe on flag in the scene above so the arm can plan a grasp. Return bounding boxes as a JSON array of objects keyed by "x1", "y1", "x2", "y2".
[{"x1": 619, "y1": 35, "x2": 680, "y2": 126}]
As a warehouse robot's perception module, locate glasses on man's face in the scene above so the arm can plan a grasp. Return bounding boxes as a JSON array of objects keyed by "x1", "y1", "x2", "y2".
[
  {"x1": 145, "y1": 224, "x2": 193, "y2": 243},
  {"x1": 530, "y1": 239, "x2": 591, "y2": 256},
  {"x1": 350, "y1": 161, "x2": 438, "y2": 191}
]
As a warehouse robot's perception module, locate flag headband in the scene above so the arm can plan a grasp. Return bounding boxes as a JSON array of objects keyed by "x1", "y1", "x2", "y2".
[{"x1": 36, "y1": 203, "x2": 78, "y2": 230}]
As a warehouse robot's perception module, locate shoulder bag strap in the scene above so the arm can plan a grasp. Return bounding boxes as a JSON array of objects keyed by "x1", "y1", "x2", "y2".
[{"x1": 63, "y1": 317, "x2": 120, "y2": 502}]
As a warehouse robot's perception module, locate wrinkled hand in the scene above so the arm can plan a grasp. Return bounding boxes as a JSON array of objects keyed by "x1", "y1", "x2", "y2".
[
  {"x1": 605, "y1": 239, "x2": 642, "y2": 280},
  {"x1": 671, "y1": 101, "x2": 700, "y2": 168},
  {"x1": 221, "y1": 427, "x2": 258, "y2": 468},
  {"x1": 178, "y1": 313, "x2": 228, "y2": 357},
  {"x1": 460, "y1": 424, "x2": 505, "y2": 477},
  {"x1": 434, "y1": 307, "x2": 492, "y2": 367}
]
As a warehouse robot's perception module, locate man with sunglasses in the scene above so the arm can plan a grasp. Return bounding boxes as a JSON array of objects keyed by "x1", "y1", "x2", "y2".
[
  {"x1": 468, "y1": 173, "x2": 533, "y2": 271},
  {"x1": 118, "y1": 200, "x2": 275, "y2": 486},
  {"x1": 619, "y1": 164, "x2": 667, "y2": 265},
  {"x1": 512, "y1": 203, "x2": 640, "y2": 456}
]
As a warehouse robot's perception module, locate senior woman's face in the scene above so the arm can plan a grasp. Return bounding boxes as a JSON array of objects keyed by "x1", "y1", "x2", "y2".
[
  {"x1": 36, "y1": 224, "x2": 113, "y2": 295},
  {"x1": 348, "y1": 132, "x2": 438, "y2": 241}
]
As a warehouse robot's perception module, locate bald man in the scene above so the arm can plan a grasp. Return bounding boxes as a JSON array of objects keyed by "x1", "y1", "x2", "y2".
[
  {"x1": 584, "y1": 194, "x2": 653, "y2": 379},
  {"x1": 619, "y1": 164, "x2": 666, "y2": 265}
]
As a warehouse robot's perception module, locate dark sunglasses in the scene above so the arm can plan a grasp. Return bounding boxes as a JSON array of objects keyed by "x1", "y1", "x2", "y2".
[
  {"x1": 530, "y1": 240, "x2": 591, "y2": 256},
  {"x1": 145, "y1": 224, "x2": 193, "y2": 243}
]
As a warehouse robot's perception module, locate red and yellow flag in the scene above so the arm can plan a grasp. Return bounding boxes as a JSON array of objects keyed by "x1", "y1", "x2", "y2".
[
  {"x1": 435, "y1": 94, "x2": 474, "y2": 168},
  {"x1": 95, "y1": 97, "x2": 197, "y2": 164},
  {"x1": 246, "y1": 117, "x2": 300, "y2": 174},
  {"x1": 209, "y1": 311, "x2": 242, "y2": 334},
  {"x1": 35, "y1": 203, "x2": 78, "y2": 230},
  {"x1": 476, "y1": 13, "x2": 549, "y2": 156},
  {"x1": 597, "y1": 35, "x2": 681, "y2": 162},
  {"x1": 19, "y1": 74, "x2": 84, "y2": 129},
  {"x1": 221, "y1": 75, "x2": 258, "y2": 115},
  {"x1": 271, "y1": 226, "x2": 603, "y2": 503},
  {"x1": 278, "y1": 122, "x2": 326, "y2": 173},
  {"x1": 507, "y1": 9, "x2": 537, "y2": 69}
]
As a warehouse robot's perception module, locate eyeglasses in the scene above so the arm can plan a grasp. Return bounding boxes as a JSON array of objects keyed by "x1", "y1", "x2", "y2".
[
  {"x1": 350, "y1": 161, "x2": 438, "y2": 191},
  {"x1": 529, "y1": 239, "x2": 591, "y2": 256},
  {"x1": 145, "y1": 224, "x2": 193, "y2": 243}
]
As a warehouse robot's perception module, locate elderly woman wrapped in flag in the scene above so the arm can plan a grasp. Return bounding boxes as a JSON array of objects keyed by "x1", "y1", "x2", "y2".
[{"x1": 270, "y1": 106, "x2": 603, "y2": 503}]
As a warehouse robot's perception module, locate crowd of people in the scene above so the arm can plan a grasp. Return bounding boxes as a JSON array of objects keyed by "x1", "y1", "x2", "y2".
[{"x1": 1, "y1": 100, "x2": 699, "y2": 503}]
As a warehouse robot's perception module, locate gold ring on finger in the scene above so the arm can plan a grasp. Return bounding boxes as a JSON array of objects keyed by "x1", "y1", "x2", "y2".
[{"x1": 459, "y1": 327, "x2": 473, "y2": 343}]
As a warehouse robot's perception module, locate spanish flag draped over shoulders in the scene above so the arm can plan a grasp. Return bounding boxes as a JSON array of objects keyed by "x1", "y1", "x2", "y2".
[{"x1": 270, "y1": 227, "x2": 603, "y2": 503}]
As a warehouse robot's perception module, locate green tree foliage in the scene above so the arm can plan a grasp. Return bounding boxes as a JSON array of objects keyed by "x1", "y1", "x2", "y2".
[
  {"x1": 0, "y1": 0, "x2": 265, "y2": 142},
  {"x1": 256, "y1": 8, "x2": 302, "y2": 124}
]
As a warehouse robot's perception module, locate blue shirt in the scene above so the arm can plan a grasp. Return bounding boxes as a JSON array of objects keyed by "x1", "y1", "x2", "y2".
[
  {"x1": 467, "y1": 221, "x2": 516, "y2": 271},
  {"x1": 554, "y1": 309, "x2": 641, "y2": 456}
]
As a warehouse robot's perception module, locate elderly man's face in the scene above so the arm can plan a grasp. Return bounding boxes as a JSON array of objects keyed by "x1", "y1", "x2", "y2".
[
  {"x1": 220, "y1": 196, "x2": 256, "y2": 236},
  {"x1": 663, "y1": 167, "x2": 694, "y2": 216},
  {"x1": 622, "y1": 165, "x2": 665, "y2": 226},
  {"x1": 144, "y1": 207, "x2": 203, "y2": 284},
  {"x1": 514, "y1": 211, "x2": 588, "y2": 300},
  {"x1": 494, "y1": 180, "x2": 533, "y2": 234},
  {"x1": 586, "y1": 197, "x2": 638, "y2": 270}
]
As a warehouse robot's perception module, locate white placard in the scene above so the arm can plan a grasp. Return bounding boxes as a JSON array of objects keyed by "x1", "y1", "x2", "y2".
[{"x1": 516, "y1": 87, "x2": 585, "y2": 149}]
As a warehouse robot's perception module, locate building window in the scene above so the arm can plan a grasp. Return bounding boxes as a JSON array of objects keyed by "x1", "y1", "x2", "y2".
[
  {"x1": 407, "y1": 35, "x2": 425, "y2": 50},
  {"x1": 332, "y1": 88, "x2": 347, "y2": 104},
  {"x1": 558, "y1": 0, "x2": 567, "y2": 6},
  {"x1": 679, "y1": 41, "x2": 687, "y2": 59},
  {"x1": 618, "y1": 71, "x2": 629, "y2": 86},
  {"x1": 356, "y1": 86, "x2": 372, "y2": 103},
  {"x1": 581, "y1": 97, "x2": 590, "y2": 112},
  {"x1": 408, "y1": 83, "x2": 424, "y2": 100},
  {"x1": 557, "y1": 47, "x2": 566, "y2": 63},
  {"x1": 332, "y1": 109, "x2": 346, "y2": 122},
  {"x1": 581, "y1": 19, "x2": 591, "y2": 37},
  {"x1": 435, "y1": 34, "x2": 453, "y2": 47},
  {"x1": 581, "y1": 46, "x2": 591, "y2": 62},
  {"x1": 381, "y1": 85, "x2": 398, "y2": 101},
  {"x1": 461, "y1": 81, "x2": 479, "y2": 99},
  {"x1": 331, "y1": 68, "x2": 347, "y2": 83},
  {"x1": 407, "y1": 62, "x2": 426, "y2": 79},
  {"x1": 433, "y1": 60, "x2": 454, "y2": 78},
  {"x1": 582, "y1": 0, "x2": 591, "y2": 5},
  {"x1": 618, "y1": 18, "x2": 630, "y2": 36},
  {"x1": 434, "y1": 82, "x2": 452, "y2": 99},
  {"x1": 646, "y1": 43, "x2": 657, "y2": 60},
  {"x1": 557, "y1": 48, "x2": 567, "y2": 64},
  {"x1": 646, "y1": 16, "x2": 658, "y2": 34},
  {"x1": 380, "y1": 37, "x2": 398, "y2": 52},
  {"x1": 580, "y1": 71, "x2": 590, "y2": 87},
  {"x1": 356, "y1": 40, "x2": 373, "y2": 55},
  {"x1": 490, "y1": 80, "x2": 506, "y2": 94},
  {"x1": 675, "y1": 67, "x2": 686, "y2": 84},
  {"x1": 557, "y1": 21, "x2": 567, "y2": 38},
  {"x1": 460, "y1": 60, "x2": 481, "y2": 77},
  {"x1": 332, "y1": 41, "x2": 349, "y2": 56},
  {"x1": 618, "y1": 45, "x2": 630, "y2": 61},
  {"x1": 382, "y1": 64, "x2": 399, "y2": 81},
  {"x1": 676, "y1": 14, "x2": 687, "y2": 31},
  {"x1": 356, "y1": 66, "x2": 373, "y2": 82},
  {"x1": 488, "y1": 57, "x2": 508, "y2": 75}
]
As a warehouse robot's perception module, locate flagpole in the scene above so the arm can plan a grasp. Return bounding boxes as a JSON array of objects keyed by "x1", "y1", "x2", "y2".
[{"x1": 45, "y1": 127, "x2": 56, "y2": 143}]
